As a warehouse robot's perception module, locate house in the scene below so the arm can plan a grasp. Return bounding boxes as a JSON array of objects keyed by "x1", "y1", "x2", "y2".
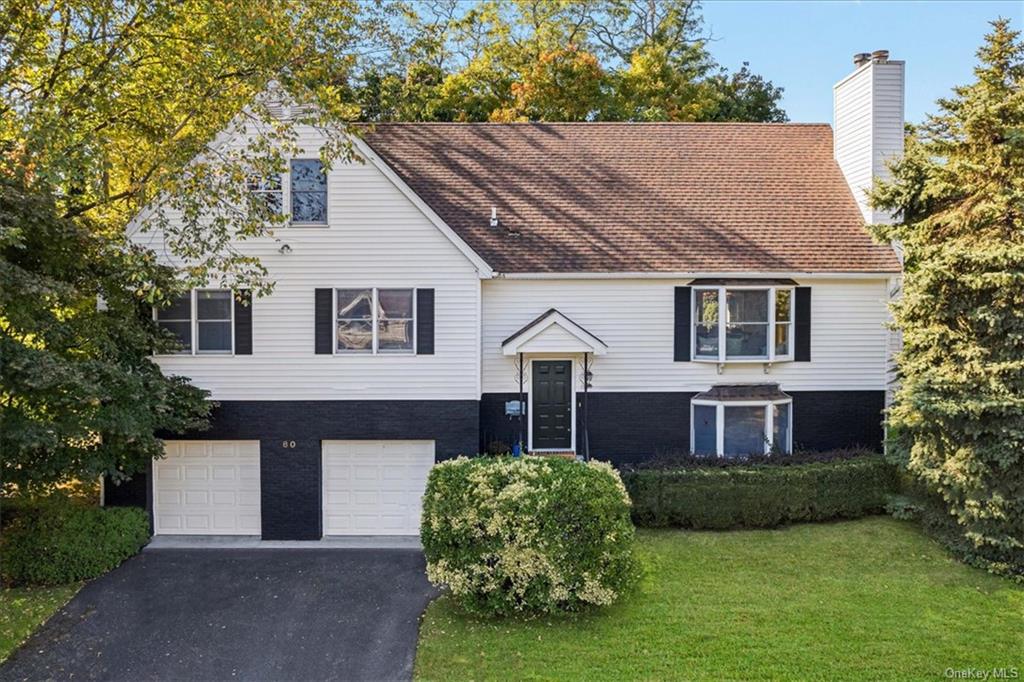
[{"x1": 104, "y1": 51, "x2": 905, "y2": 541}]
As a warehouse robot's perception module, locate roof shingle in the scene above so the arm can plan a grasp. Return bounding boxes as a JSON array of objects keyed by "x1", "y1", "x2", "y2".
[{"x1": 361, "y1": 122, "x2": 901, "y2": 274}]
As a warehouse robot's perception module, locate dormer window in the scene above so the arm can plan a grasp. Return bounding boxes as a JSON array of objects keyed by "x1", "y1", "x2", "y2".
[{"x1": 693, "y1": 285, "x2": 794, "y2": 363}]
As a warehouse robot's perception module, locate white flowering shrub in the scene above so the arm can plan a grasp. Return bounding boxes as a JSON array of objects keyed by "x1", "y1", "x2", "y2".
[{"x1": 421, "y1": 456, "x2": 639, "y2": 616}]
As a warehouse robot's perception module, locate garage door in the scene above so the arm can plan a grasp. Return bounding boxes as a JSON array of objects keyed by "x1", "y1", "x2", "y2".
[
  {"x1": 153, "y1": 441, "x2": 261, "y2": 535},
  {"x1": 322, "y1": 440, "x2": 435, "y2": 536}
]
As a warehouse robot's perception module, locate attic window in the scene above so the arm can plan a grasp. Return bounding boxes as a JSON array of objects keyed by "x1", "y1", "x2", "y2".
[
  {"x1": 693, "y1": 286, "x2": 793, "y2": 363},
  {"x1": 290, "y1": 159, "x2": 327, "y2": 225}
]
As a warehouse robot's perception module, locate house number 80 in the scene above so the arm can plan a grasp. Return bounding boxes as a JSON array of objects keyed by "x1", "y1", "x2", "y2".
[{"x1": 282, "y1": 440, "x2": 297, "y2": 449}]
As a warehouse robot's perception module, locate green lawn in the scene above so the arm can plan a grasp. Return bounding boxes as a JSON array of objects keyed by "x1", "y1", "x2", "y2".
[
  {"x1": 415, "y1": 518, "x2": 1024, "y2": 681},
  {"x1": 0, "y1": 584, "x2": 80, "y2": 663}
]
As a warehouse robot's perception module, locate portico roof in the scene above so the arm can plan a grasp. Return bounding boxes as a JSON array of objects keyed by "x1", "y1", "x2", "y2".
[{"x1": 501, "y1": 309, "x2": 608, "y2": 356}]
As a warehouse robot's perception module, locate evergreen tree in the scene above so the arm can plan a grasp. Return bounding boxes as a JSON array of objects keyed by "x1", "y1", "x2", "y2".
[{"x1": 872, "y1": 19, "x2": 1024, "y2": 579}]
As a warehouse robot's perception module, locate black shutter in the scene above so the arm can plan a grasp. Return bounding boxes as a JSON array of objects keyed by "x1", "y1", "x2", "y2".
[
  {"x1": 314, "y1": 288, "x2": 333, "y2": 355},
  {"x1": 233, "y1": 290, "x2": 252, "y2": 355},
  {"x1": 795, "y1": 287, "x2": 812, "y2": 362},
  {"x1": 416, "y1": 288, "x2": 435, "y2": 355},
  {"x1": 674, "y1": 286, "x2": 691, "y2": 361}
]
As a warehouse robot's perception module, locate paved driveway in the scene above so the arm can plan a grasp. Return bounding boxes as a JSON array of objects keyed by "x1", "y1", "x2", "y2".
[{"x1": 0, "y1": 549, "x2": 438, "y2": 682}]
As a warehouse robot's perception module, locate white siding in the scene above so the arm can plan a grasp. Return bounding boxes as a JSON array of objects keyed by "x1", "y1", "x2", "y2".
[
  {"x1": 482, "y1": 278, "x2": 890, "y2": 393},
  {"x1": 132, "y1": 124, "x2": 482, "y2": 401},
  {"x1": 833, "y1": 59, "x2": 905, "y2": 224}
]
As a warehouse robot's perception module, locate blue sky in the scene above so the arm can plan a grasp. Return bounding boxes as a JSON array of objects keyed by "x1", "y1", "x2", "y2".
[{"x1": 701, "y1": 1, "x2": 1024, "y2": 124}]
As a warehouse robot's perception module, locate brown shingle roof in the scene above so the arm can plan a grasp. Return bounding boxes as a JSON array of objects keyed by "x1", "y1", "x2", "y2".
[{"x1": 361, "y1": 123, "x2": 900, "y2": 274}]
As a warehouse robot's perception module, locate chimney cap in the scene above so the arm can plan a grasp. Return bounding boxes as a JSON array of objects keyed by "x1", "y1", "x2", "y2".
[
  {"x1": 872, "y1": 49, "x2": 890, "y2": 62},
  {"x1": 853, "y1": 52, "x2": 871, "y2": 67}
]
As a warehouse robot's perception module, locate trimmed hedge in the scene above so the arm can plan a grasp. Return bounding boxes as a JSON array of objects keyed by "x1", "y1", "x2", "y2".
[
  {"x1": 1, "y1": 502, "x2": 150, "y2": 586},
  {"x1": 622, "y1": 455, "x2": 898, "y2": 529},
  {"x1": 421, "y1": 456, "x2": 639, "y2": 616}
]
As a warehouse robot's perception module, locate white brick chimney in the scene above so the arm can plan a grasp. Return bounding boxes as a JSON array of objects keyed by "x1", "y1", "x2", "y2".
[{"x1": 833, "y1": 50, "x2": 905, "y2": 224}]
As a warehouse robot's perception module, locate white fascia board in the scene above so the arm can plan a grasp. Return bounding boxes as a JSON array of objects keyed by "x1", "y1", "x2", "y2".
[
  {"x1": 348, "y1": 134, "x2": 494, "y2": 279},
  {"x1": 502, "y1": 311, "x2": 608, "y2": 356},
  {"x1": 494, "y1": 271, "x2": 898, "y2": 280}
]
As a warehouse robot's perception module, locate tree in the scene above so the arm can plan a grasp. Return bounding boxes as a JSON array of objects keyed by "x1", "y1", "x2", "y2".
[
  {"x1": 1, "y1": 175, "x2": 211, "y2": 493},
  {"x1": 1, "y1": 0, "x2": 372, "y2": 490},
  {"x1": 491, "y1": 45, "x2": 606, "y2": 121},
  {"x1": 707, "y1": 63, "x2": 788, "y2": 123},
  {"x1": 871, "y1": 19, "x2": 1024, "y2": 579}
]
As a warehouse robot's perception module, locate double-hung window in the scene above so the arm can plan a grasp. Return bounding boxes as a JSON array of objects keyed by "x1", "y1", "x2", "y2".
[
  {"x1": 691, "y1": 386, "x2": 792, "y2": 457},
  {"x1": 155, "y1": 289, "x2": 234, "y2": 354},
  {"x1": 335, "y1": 288, "x2": 414, "y2": 354},
  {"x1": 692, "y1": 286, "x2": 794, "y2": 362},
  {"x1": 290, "y1": 159, "x2": 327, "y2": 225}
]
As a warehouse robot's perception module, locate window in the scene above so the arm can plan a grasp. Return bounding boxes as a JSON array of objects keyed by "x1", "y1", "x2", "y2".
[
  {"x1": 335, "y1": 288, "x2": 415, "y2": 354},
  {"x1": 691, "y1": 387, "x2": 792, "y2": 457},
  {"x1": 154, "y1": 289, "x2": 234, "y2": 354},
  {"x1": 247, "y1": 175, "x2": 283, "y2": 214},
  {"x1": 290, "y1": 159, "x2": 327, "y2": 224},
  {"x1": 692, "y1": 286, "x2": 794, "y2": 362},
  {"x1": 155, "y1": 294, "x2": 192, "y2": 353}
]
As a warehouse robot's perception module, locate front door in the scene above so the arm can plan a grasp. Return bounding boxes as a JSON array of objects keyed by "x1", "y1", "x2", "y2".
[{"x1": 532, "y1": 360, "x2": 572, "y2": 450}]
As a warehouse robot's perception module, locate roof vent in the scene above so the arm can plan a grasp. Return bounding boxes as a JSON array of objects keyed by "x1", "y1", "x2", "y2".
[
  {"x1": 872, "y1": 49, "x2": 890, "y2": 63},
  {"x1": 853, "y1": 52, "x2": 871, "y2": 67},
  {"x1": 489, "y1": 206, "x2": 499, "y2": 228}
]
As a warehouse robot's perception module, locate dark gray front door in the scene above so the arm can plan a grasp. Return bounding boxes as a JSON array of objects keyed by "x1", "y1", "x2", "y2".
[{"x1": 532, "y1": 361, "x2": 572, "y2": 450}]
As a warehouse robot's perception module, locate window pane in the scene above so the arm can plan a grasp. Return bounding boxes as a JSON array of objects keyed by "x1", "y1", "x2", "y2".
[
  {"x1": 695, "y1": 290, "x2": 719, "y2": 324},
  {"x1": 723, "y1": 405, "x2": 765, "y2": 457},
  {"x1": 378, "y1": 319, "x2": 412, "y2": 351},
  {"x1": 775, "y1": 289, "x2": 792, "y2": 322},
  {"x1": 695, "y1": 324, "x2": 720, "y2": 358},
  {"x1": 337, "y1": 319, "x2": 373, "y2": 351},
  {"x1": 197, "y1": 290, "x2": 231, "y2": 320},
  {"x1": 727, "y1": 289, "x2": 768, "y2": 323},
  {"x1": 157, "y1": 294, "x2": 191, "y2": 321},
  {"x1": 197, "y1": 321, "x2": 231, "y2": 351},
  {"x1": 694, "y1": 290, "x2": 719, "y2": 358},
  {"x1": 336, "y1": 289, "x2": 373, "y2": 320},
  {"x1": 725, "y1": 323, "x2": 768, "y2": 357},
  {"x1": 772, "y1": 403, "x2": 791, "y2": 454},
  {"x1": 693, "y1": 405, "x2": 717, "y2": 455},
  {"x1": 292, "y1": 190, "x2": 327, "y2": 223},
  {"x1": 775, "y1": 323, "x2": 790, "y2": 356},
  {"x1": 158, "y1": 321, "x2": 192, "y2": 351},
  {"x1": 290, "y1": 160, "x2": 326, "y2": 190},
  {"x1": 379, "y1": 289, "x2": 413, "y2": 318}
]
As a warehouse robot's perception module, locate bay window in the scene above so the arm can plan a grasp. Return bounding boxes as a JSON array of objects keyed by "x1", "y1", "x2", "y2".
[
  {"x1": 692, "y1": 285, "x2": 794, "y2": 362},
  {"x1": 691, "y1": 385, "x2": 792, "y2": 457},
  {"x1": 335, "y1": 288, "x2": 415, "y2": 354}
]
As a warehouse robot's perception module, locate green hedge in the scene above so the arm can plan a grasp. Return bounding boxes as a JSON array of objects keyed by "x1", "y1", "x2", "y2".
[
  {"x1": 422, "y1": 456, "x2": 639, "y2": 616},
  {"x1": 622, "y1": 455, "x2": 898, "y2": 529},
  {"x1": 1, "y1": 503, "x2": 150, "y2": 586}
]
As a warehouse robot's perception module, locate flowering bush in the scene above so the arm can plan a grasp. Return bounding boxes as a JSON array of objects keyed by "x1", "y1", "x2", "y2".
[{"x1": 421, "y1": 456, "x2": 638, "y2": 616}]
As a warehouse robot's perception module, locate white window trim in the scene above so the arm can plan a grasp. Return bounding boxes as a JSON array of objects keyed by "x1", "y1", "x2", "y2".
[
  {"x1": 333, "y1": 287, "x2": 417, "y2": 356},
  {"x1": 690, "y1": 397, "x2": 793, "y2": 457},
  {"x1": 526, "y1": 357, "x2": 577, "y2": 454},
  {"x1": 154, "y1": 289, "x2": 235, "y2": 357},
  {"x1": 288, "y1": 158, "x2": 328, "y2": 227},
  {"x1": 691, "y1": 285, "x2": 795, "y2": 364}
]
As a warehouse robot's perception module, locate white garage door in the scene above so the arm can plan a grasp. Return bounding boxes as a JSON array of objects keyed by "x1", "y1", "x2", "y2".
[
  {"x1": 322, "y1": 440, "x2": 435, "y2": 536},
  {"x1": 153, "y1": 441, "x2": 261, "y2": 535}
]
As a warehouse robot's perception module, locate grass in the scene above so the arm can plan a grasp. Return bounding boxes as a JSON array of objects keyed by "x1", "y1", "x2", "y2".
[
  {"x1": 415, "y1": 518, "x2": 1024, "y2": 681},
  {"x1": 0, "y1": 584, "x2": 80, "y2": 663}
]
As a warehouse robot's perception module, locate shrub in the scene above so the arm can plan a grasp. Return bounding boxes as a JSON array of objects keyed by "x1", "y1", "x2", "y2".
[
  {"x1": 421, "y1": 456, "x2": 639, "y2": 617},
  {"x1": 1, "y1": 501, "x2": 150, "y2": 586},
  {"x1": 622, "y1": 455, "x2": 898, "y2": 529}
]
